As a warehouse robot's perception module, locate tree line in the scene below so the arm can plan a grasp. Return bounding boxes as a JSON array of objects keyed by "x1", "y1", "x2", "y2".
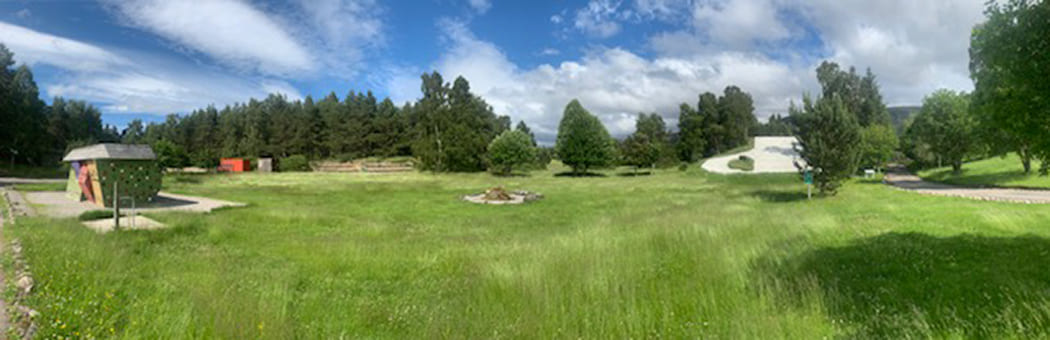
[{"x1": 0, "y1": 45, "x2": 121, "y2": 166}]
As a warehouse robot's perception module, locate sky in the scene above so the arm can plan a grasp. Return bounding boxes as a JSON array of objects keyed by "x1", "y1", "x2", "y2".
[{"x1": 0, "y1": 0, "x2": 985, "y2": 143}]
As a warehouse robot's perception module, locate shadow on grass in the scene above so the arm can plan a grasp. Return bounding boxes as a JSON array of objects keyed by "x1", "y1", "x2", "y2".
[
  {"x1": 171, "y1": 175, "x2": 204, "y2": 184},
  {"x1": 750, "y1": 190, "x2": 808, "y2": 202},
  {"x1": 491, "y1": 172, "x2": 532, "y2": 178},
  {"x1": 755, "y1": 232, "x2": 1050, "y2": 338},
  {"x1": 553, "y1": 171, "x2": 607, "y2": 178},
  {"x1": 616, "y1": 171, "x2": 652, "y2": 177}
]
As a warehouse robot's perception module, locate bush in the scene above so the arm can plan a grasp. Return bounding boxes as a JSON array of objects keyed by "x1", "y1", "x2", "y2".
[
  {"x1": 280, "y1": 155, "x2": 311, "y2": 172},
  {"x1": 728, "y1": 155, "x2": 754, "y2": 171},
  {"x1": 678, "y1": 162, "x2": 689, "y2": 171},
  {"x1": 78, "y1": 210, "x2": 115, "y2": 221},
  {"x1": 487, "y1": 130, "x2": 536, "y2": 176}
]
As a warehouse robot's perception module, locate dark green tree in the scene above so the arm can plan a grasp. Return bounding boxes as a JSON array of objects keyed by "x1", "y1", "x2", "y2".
[
  {"x1": 970, "y1": 0, "x2": 1050, "y2": 173},
  {"x1": 555, "y1": 99, "x2": 616, "y2": 174},
  {"x1": 906, "y1": 90, "x2": 975, "y2": 174},
  {"x1": 676, "y1": 103, "x2": 705, "y2": 162},
  {"x1": 858, "y1": 124, "x2": 899, "y2": 172},
  {"x1": 792, "y1": 94, "x2": 861, "y2": 195},
  {"x1": 487, "y1": 130, "x2": 536, "y2": 175},
  {"x1": 515, "y1": 120, "x2": 537, "y2": 146}
]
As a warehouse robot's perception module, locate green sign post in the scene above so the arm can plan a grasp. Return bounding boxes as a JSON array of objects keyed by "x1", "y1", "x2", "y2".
[{"x1": 803, "y1": 170, "x2": 813, "y2": 200}]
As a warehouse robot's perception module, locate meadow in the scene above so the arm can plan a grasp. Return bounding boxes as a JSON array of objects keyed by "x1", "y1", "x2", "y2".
[
  {"x1": 11, "y1": 164, "x2": 1050, "y2": 338},
  {"x1": 920, "y1": 153, "x2": 1050, "y2": 189}
]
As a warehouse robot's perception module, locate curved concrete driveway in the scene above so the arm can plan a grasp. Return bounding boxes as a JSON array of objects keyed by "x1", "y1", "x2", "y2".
[
  {"x1": 884, "y1": 168, "x2": 1050, "y2": 204},
  {"x1": 702, "y1": 136, "x2": 801, "y2": 174}
]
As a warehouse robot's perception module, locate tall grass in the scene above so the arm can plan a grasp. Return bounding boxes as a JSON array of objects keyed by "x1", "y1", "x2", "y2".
[{"x1": 12, "y1": 167, "x2": 1050, "y2": 338}]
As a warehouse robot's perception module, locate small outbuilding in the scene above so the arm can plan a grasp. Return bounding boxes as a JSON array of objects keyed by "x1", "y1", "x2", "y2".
[
  {"x1": 63, "y1": 144, "x2": 162, "y2": 208},
  {"x1": 219, "y1": 158, "x2": 250, "y2": 172}
]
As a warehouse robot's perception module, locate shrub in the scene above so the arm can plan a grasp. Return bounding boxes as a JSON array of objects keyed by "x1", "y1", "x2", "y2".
[
  {"x1": 280, "y1": 155, "x2": 311, "y2": 172},
  {"x1": 728, "y1": 155, "x2": 754, "y2": 171},
  {"x1": 678, "y1": 162, "x2": 689, "y2": 171},
  {"x1": 620, "y1": 133, "x2": 660, "y2": 170},
  {"x1": 487, "y1": 130, "x2": 536, "y2": 176}
]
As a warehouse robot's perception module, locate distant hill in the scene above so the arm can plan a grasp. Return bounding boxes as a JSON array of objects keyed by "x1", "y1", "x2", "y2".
[{"x1": 888, "y1": 106, "x2": 921, "y2": 134}]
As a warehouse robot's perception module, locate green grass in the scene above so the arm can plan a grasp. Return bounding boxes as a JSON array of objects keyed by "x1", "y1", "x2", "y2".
[
  {"x1": 919, "y1": 153, "x2": 1050, "y2": 189},
  {"x1": 0, "y1": 164, "x2": 66, "y2": 179},
  {"x1": 12, "y1": 182, "x2": 66, "y2": 192},
  {"x1": 12, "y1": 166, "x2": 1050, "y2": 338},
  {"x1": 728, "y1": 156, "x2": 754, "y2": 171}
]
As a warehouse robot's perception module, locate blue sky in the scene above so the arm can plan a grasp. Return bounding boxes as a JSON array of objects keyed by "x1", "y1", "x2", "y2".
[{"x1": 1, "y1": 0, "x2": 984, "y2": 142}]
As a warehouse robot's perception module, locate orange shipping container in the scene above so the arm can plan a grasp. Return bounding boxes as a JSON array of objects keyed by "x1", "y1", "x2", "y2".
[{"x1": 220, "y1": 158, "x2": 251, "y2": 172}]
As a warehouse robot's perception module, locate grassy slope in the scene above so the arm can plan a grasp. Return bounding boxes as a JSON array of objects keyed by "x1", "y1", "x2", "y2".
[
  {"x1": 12, "y1": 165, "x2": 1050, "y2": 338},
  {"x1": 919, "y1": 153, "x2": 1050, "y2": 189}
]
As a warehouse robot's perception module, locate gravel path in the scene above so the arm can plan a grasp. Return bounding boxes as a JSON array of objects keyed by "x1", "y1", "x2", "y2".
[
  {"x1": 884, "y1": 168, "x2": 1050, "y2": 204},
  {"x1": 0, "y1": 178, "x2": 64, "y2": 186},
  {"x1": 0, "y1": 190, "x2": 12, "y2": 337},
  {"x1": 701, "y1": 136, "x2": 801, "y2": 174},
  {"x1": 26, "y1": 191, "x2": 246, "y2": 218}
]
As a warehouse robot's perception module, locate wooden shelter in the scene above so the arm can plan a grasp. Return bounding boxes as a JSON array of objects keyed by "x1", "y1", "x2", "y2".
[{"x1": 63, "y1": 144, "x2": 162, "y2": 208}]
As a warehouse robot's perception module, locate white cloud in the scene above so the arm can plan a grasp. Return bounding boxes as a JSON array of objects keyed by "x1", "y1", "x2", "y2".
[
  {"x1": 413, "y1": 0, "x2": 985, "y2": 144},
  {"x1": 15, "y1": 9, "x2": 30, "y2": 19},
  {"x1": 291, "y1": 0, "x2": 384, "y2": 77},
  {"x1": 104, "y1": 0, "x2": 314, "y2": 76},
  {"x1": 539, "y1": 48, "x2": 561, "y2": 56},
  {"x1": 0, "y1": 21, "x2": 131, "y2": 72},
  {"x1": 573, "y1": 0, "x2": 626, "y2": 38},
  {"x1": 419, "y1": 19, "x2": 810, "y2": 144},
  {"x1": 468, "y1": 0, "x2": 492, "y2": 14},
  {"x1": 0, "y1": 21, "x2": 301, "y2": 115},
  {"x1": 691, "y1": 0, "x2": 790, "y2": 47}
]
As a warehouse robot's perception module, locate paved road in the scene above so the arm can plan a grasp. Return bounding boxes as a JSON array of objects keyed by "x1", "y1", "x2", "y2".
[
  {"x1": 884, "y1": 168, "x2": 1050, "y2": 204},
  {"x1": 701, "y1": 136, "x2": 801, "y2": 174}
]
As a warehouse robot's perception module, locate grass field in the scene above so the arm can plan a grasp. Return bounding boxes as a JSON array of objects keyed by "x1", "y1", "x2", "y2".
[
  {"x1": 920, "y1": 153, "x2": 1050, "y2": 189},
  {"x1": 11, "y1": 164, "x2": 1050, "y2": 338}
]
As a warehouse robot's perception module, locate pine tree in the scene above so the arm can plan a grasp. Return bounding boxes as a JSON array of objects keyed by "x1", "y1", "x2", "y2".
[{"x1": 792, "y1": 94, "x2": 861, "y2": 195}]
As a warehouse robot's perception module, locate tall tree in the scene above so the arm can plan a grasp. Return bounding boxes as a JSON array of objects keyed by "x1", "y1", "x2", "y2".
[
  {"x1": 676, "y1": 103, "x2": 705, "y2": 162},
  {"x1": 970, "y1": 0, "x2": 1050, "y2": 173},
  {"x1": 906, "y1": 90, "x2": 976, "y2": 174},
  {"x1": 816, "y1": 61, "x2": 892, "y2": 127},
  {"x1": 555, "y1": 99, "x2": 616, "y2": 174},
  {"x1": 792, "y1": 94, "x2": 861, "y2": 195}
]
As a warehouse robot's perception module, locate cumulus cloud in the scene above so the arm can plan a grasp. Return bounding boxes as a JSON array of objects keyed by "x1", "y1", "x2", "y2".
[
  {"x1": 420, "y1": 18, "x2": 810, "y2": 144},
  {"x1": 403, "y1": 0, "x2": 985, "y2": 144},
  {"x1": 0, "y1": 21, "x2": 301, "y2": 114}
]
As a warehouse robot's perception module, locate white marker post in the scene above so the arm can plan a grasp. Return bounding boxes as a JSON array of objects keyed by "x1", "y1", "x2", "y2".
[{"x1": 804, "y1": 169, "x2": 813, "y2": 200}]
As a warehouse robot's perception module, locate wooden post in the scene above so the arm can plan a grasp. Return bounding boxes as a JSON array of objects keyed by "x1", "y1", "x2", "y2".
[{"x1": 113, "y1": 181, "x2": 120, "y2": 231}]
